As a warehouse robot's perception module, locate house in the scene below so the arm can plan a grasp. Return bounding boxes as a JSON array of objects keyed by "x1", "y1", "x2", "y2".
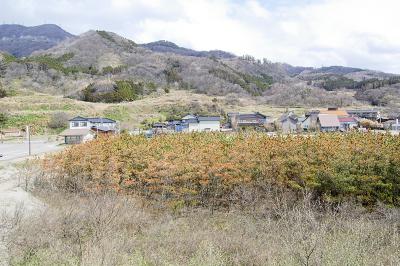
[
  {"x1": 227, "y1": 112, "x2": 268, "y2": 130},
  {"x1": 184, "y1": 116, "x2": 221, "y2": 132},
  {"x1": 60, "y1": 116, "x2": 117, "y2": 144},
  {"x1": 317, "y1": 114, "x2": 340, "y2": 132},
  {"x1": 197, "y1": 116, "x2": 221, "y2": 131},
  {"x1": 301, "y1": 110, "x2": 320, "y2": 131},
  {"x1": 391, "y1": 119, "x2": 400, "y2": 131},
  {"x1": 0, "y1": 128, "x2": 23, "y2": 138},
  {"x1": 339, "y1": 117, "x2": 358, "y2": 131},
  {"x1": 59, "y1": 128, "x2": 95, "y2": 144},
  {"x1": 347, "y1": 109, "x2": 380, "y2": 121},
  {"x1": 69, "y1": 116, "x2": 117, "y2": 132},
  {"x1": 152, "y1": 122, "x2": 168, "y2": 134},
  {"x1": 280, "y1": 112, "x2": 299, "y2": 133}
]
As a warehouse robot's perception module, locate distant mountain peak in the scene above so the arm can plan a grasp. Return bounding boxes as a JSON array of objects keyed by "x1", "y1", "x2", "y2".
[
  {"x1": 0, "y1": 24, "x2": 74, "y2": 57},
  {"x1": 141, "y1": 40, "x2": 236, "y2": 59}
]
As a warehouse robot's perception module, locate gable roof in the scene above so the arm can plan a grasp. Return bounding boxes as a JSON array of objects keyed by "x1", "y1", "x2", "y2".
[
  {"x1": 280, "y1": 112, "x2": 298, "y2": 123},
  {"x1": 318, "y1": 114, "x2": 340, "y2": 127},
  {"x1": 87, "y1": 117, "x2": 116, "y2": 123},
  {"x1": 69, "y1": 116, "x2": 116, "y2": 123},
  {"x1": 227, "y1": 112, "x2": 268, "y2": 120},
  {"x1": 69, "y1": 116, "x2": 88, "y2": 122}
]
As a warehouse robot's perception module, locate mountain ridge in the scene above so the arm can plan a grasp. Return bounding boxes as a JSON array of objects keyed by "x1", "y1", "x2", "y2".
[
  {"x1": 1, "y1": 25, "x2": 400, "y2": 109},
  {"x1": 0, "y1": 24, "x2": 74, "y2": 57}
]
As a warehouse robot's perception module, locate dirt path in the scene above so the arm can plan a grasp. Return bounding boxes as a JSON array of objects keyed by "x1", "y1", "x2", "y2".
[{"x1": 0, "y1": 141, "x2": 63, "y2": 265}]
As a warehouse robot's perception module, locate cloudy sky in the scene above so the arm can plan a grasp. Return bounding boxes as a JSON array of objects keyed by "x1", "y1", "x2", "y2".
[{"x1": 1, "y1": 0, "x2": 400, "y2": 73}]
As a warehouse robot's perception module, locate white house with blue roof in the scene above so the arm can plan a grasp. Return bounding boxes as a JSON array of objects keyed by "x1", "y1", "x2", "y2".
[
  {"x1": 182, "y1": 115, "x2": 221, "y2": 132},
  {"x1": 69, "y1": 116, "x2": 117, "y2": 131},
  {"x1": 60, "y1": 116, "x2": 118, "y2": 144}
]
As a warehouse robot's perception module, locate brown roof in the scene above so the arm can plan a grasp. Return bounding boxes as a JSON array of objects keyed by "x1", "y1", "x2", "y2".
[
  {"x1": 318, "y1": 114, "x2": 340, "y2": 127},
  {"x1": 59, "y1": 128, "x2": 94, "y2": 136},
  {"x1": 320, "y1": 109, "x2": 349, "y2": 116}
]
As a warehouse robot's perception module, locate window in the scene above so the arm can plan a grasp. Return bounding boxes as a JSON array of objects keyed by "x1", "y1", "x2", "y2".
[
  {"x1": 80, "y1": 122, "x2": 88, "y2": 127},
  {"x1": 72, "y1": 122, "x2": 79, "y2": 127}
]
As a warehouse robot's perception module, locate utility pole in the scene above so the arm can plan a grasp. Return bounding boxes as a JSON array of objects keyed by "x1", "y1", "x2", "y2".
[{"x1": 26, "y1": 125, "x2": 31, "y2": 156}]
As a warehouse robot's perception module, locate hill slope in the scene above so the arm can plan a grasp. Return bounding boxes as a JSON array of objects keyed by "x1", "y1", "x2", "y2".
[{"x1": 1, "y1": 25, "x2": 400, "y2": 109}]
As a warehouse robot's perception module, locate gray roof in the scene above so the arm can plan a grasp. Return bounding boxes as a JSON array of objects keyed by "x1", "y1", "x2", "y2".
[
  {"x1": 69, "y1": 116, "x2": 116, "y2": 123},
  {"x1": 182, "y1": 114, "x2": 196, "y2": 120},
  {"x1": 69, "y1": 116, "x2": 87, "y2": 122},
  {"x1": 280, "y1": 112, "x2": 298, "y2": 123},
  {"x1": 228, "y1": 112, "x2": 268, "y2": 120},
  {"x1": 198, "y1": 116, "x2": 221, "y2": 121},
  {"x1": 184, "y1": 118, "x2": 198, "y2": 124},
  {"x1": 347, "y1": 109, "x2": 379, "y2": 113}
]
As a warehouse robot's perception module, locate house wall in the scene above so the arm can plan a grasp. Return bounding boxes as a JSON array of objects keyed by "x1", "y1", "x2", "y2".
[
  {"x1": 281, "y1": 120, "x2": 297, "y2": 133},
  {"x1": 188, "y1": 122, "x2": 199, "y2": 132},
  {"x1": 91, "y1": 122, "x2": 117, "y2": 129},
  {"x1": 64, "y1": 133, "x2": 95, "y2": 144},
  {"x1": 70, "y1": 121, "x2": 117, "y2": 130},
  {"x1": 320, "y1": 126, "x2": 339, "y2": 132},
  {"x1": 198, "y1": 121, "x2": 220, "y2": 131},
  {"x1": 70, "y1": 121, "x2": 90, "y2": 129},
  {"x1": 340, "y1": 122, "x2": 357, "y2": 131}
]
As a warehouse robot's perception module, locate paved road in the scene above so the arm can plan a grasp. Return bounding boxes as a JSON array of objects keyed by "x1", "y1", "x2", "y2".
[
  {"x1": 0, "y1": 140, "x2": 63, "y2": 265},
  {"x1": 0, "y1": 140, "x2": 63, "y2": 162}
]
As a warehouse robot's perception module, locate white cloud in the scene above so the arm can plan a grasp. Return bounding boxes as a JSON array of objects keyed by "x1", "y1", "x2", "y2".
[{"x1": 1, "y1": 0, "x2": 400, "y2": 73}]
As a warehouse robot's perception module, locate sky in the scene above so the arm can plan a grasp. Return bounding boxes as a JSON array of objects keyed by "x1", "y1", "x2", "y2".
[{"x1": 1, "y1": 0, "x2": 400, "y2": 73}]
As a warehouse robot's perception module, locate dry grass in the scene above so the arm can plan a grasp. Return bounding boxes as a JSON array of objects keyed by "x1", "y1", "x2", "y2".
[
  {"x1": 1, "y1": 89, "x2": 377, "y2": 133},
  {"x1": 5, "y1": 184, "x2": 400, "y2": 265},
  {"x1": 0, "y1": 89, "x2": 305, "y2": 130}
]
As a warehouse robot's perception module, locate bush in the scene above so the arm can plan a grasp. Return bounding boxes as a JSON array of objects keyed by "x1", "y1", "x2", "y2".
[
  {"x1": 48, "y1": 112, "x2": 69, "y2": 129},
  {"x1": 42, "y1": 132, "x2": 400, "y2": 207},
  {"x1": 0, "y1": 85, "x2": 6, "y2": 98},
  {"x1": 0, "y1": 111, "x2": 7, "y2": 126},
  {"x1": 82, "y1": 80, "x2": 143, "y2": 103}
]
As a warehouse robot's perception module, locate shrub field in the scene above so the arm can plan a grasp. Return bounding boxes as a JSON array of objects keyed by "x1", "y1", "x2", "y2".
[{"x1": 42, "y1": 132, "x2": 400, "y2": 208}]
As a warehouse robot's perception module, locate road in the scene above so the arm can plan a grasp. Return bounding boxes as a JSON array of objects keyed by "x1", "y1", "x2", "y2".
[
  {"x1": 0, "y1": 140, "x2": 63, "y2": 265},
  {"x1": 0, "y1": 140, "x2": 63, "y2": 162}
]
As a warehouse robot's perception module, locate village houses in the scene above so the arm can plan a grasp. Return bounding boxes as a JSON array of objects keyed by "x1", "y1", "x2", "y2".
[{"x1": 60, "y1": 116, "x2": 118, "y2": 144}]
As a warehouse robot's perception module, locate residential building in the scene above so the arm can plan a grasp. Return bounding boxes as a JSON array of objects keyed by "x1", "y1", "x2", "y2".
[
  {"x1": 317, "y1": 114, "x2": 340, "y2": 132},
  {"x1": 347, "y1": 109, "x2": 381, "y2": 121},
  {"x1": 339, "y1": 117, "x2": 358, "y2": 131},
  {"x1": 0, "y1": 128, "x2": 23, "y2": 138},
  {"x1": 60, "y1": 116, "x2": 117, "y2": 144},
  {"x1": 301, "y1": 110, "x2": 320, "y2": 131},
  {"x1": 392, "y1": 119, "x2": 400, "y2": 131},
  {"x1": 227, "y1": 112, "x2": 268, "y2": 130},
  {"x1": 69, "y1": 116, "x2": 117, "y2": 132},
  {"x1": 186, "y1": 116, "x2": 221, "y2": 132},
  {"x1": 280, "y1": 112, "x2": 299, "y2": 133}
]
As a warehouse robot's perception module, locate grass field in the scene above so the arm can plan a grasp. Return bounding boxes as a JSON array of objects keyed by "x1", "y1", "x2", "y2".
[{"x1": 0, "y1": 89, "x2": 374, "y2": 134}]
